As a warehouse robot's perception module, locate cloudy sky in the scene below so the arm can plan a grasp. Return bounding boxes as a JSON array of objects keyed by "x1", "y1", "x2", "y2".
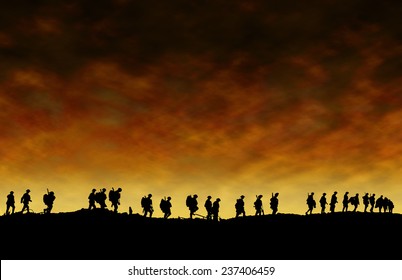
[{"x1": 1, "y1": 0, "x2": 402, "y2": 218}]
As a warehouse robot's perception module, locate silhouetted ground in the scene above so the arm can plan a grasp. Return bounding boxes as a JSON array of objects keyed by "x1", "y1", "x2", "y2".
[{"x1": 1, "y1": 209, "x2": 401, "y2": 260}]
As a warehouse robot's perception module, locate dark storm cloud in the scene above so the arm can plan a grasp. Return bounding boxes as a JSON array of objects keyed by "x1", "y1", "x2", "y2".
[{"x1": 1, "y1": 0, "x2": 401, "y2": 78}]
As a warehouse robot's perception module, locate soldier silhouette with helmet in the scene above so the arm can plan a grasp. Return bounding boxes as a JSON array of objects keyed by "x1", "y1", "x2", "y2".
[
  {"x1": 160, "y1": 196, "x2": 172, "y2": 218},
  {"x1": 235, "y1": 195, "x2": 246, "y2": 218},
  {"x1": 6, "y1": 191, "x2": 15, "y2": 215},
  {"x1": 204, "y1": 195, "x2": 213, "y2": 220},
  {"x1": 21, "y1": 189, "x2": 32, "y2": 214},
  {"x1": 362, "y1": 193, "x2": 370, "y2": 212},
  {"x1": 342, "y1": 191, "x2": 350, "y2": 212},
  {"x1": 305, "y1": 192, "x2": 316, "y2": 215},
  {"x1": 254, "y1": 194, "x2": 264, "y2": 216},
  {"x1": 141, "y1": 194, "x2": 154, "y2": 217},
  {"x1": 388, "y1": 199, "x2": 394, "y2": 213},
  {"x1": 319, "y1": 193, "x2": 328, "y2": 214},
  {"x1": 329, "y1": 191, "x2": 338, "y2": 213},
  {"x1": 369, "y1": 193, "x2": 376, "y2": 213},
  {"x1": 43, "y1": 189, "x2": 56, "y2": 214},
  {"x1": 383, "y1": 197, "x2": 389, "y2": 213},
  {"x1": 88, "y1": 188, "x2": 97, "y2": 210},
  {"x1": 186, "y1": 194, "x2": 199, "y2": 219},
  {"x1": 109, "y1": 187, "x2": 122, "y2": 213},
  {"x1": 96, "y1": 188, "x2": 108, "y2": 209},
  {"x1": 212, "y1": 198, "x2": 221, "y2": 221},
  {"x1": 375, "y1": 195, "x2": 384, "y2": 213},
  {"x1": 349, "y1": 193, "x2": 359, "y2": 212},
  {"x1": 270, "y1": 193, "x2": 279, "y2": 215}
]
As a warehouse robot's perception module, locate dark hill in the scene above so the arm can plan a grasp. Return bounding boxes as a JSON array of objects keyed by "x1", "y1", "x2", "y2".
[{"x1": 1, "y1": 210, "x2": 401, "y2": 260}]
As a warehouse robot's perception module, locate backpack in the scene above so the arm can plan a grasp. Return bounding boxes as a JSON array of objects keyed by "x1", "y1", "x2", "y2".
[
  {"x1": 235, "y1": 199, "x2": 242, "y2": 210},
  {"x1": 141, "y1": 196, "x2": 147, "y2": 208},
  {"x1": 95, "y1": 191, "x2": 103, "y2": 204},
  {"x1": 108, "y1": 189, "x2": 116, "y2": 202},
  {"x1": 160, "y1": 198, "x2": 168, "y2": 213},
  {"x1": 43, "y1": 193, "x2": 49, "y2": 205},
  {"x1": 186, "y1": 195, "x2": 192, "y2": 207}
]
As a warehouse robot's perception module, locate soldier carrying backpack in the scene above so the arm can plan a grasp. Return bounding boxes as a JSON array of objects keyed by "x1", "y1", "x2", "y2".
[
  {"x1": 186, "y1": 194, "x2": 198, "y2": 219},
  {"x1": 109, "y1": 187, "x2": 122, "y2": 213},
  {"x1": 21, "y1": 189, "x2": 32, "y2": 214},
  {"x1": 95, "y1": 188, "x2": 107, "y2": 209},
  {"x1": 270, "y1": 193, "x2": 279, "y2": 215},
  {"x1": 235, "y1": 195, "x2": 246, "y2": 218},
  {"x1": 43, "y1": 188, "x2": 56, "y2": 214},
  {"x1": 141, "y1": 194, "x2": 153, "y2": 217},
  {"x1": 160, "y1": 196, "x2": 172, "y2": 218},
  {"x1": 88, "y1": 188, "x2": 97, "y2": 210},
  {"x1": 305, "y1": 192, "x2": 316, "y2": 215},
  {"x1": 204, "y1": 196, "x2": 213, "y2": 220},
  {"x1": 254, "y1": 194, "x2": 264, "y2": 216}
]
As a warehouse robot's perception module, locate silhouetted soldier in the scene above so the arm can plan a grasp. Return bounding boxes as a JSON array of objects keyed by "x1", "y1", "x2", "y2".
[
  {"x1": 43, "y1": 190, "x2": 56, "y2": 214},
  {"x1": 186, "y1": 194, "x2": 199, "y2": 219},
  {"x1": 88, "y1": 188, "x2": 97, "y2": 210},
  {"x1": 212, "y1": 198, "x2": 221, "y2": 221},
  {"x1": 329, "y1": 191, "x2": 338, "y2": 213},
  {"x1": 369, "y1": 193, "x2": 375, "y2": 213},
  {"x1": 254, "y1": 194, "x2": 263, "y2": 216},
  {"x1": 270, "y1": 193, "x2": 279, "y2": 215},
  {"x1": 204, "y1": 196, "x2": 213, "y2": 220},
  {"x1": 349, "y1": 193, "x2": 359, "y2": 212},
  {"x1": 305, "y1": 192, "x2": 316, "y2": 215},
  {"x1": 375, "y1": 195, "x2": 384, "y2": 213},
  {"x1": 235, "y1": 195, "x2": 246, "y2": 218},
  {"x1": 319, "y1": 193, "x2": 328, "y2": 214},
  {"x1": 388, "y1": 199, "x2": 394, "y2": 213},
  {"x1": 342, "y1": 192, "x2": 349, "y2": 212},
  {"x1": 160, "y1": 196, "x2": 172, "y2": 218},
  {"x1": 362, "y1": 193, "x2": 370, "y2": 213},
  {"x1": 383, "y1": 197, "x2": 389, "y2": 213},
  {"x1": 109, "y1": 187, "x2": 122, "y2": 213},
  {"x1": 129, "y1": 206, "x2": 133, "y2": 215},
  {"x1": 6, "y1": 191, "x2": 15, "y2": 215},
  {"x1": 96, "y1": 188, "x2": 108, "y2": 209},
  {"x1": 21, "y1": 189, "x2": 32, "y2": 214},
  {"x1": 141, "y1": 194, "x2": 153, "y2": 217}
]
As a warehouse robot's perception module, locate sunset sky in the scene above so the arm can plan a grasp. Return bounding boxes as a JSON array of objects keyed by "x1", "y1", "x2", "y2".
[{"x1": 1, "y1": 0, "x2": 402, "y2": 219}]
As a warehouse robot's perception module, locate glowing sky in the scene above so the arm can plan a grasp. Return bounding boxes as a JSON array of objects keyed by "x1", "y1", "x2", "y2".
[{"x1": 1, "y1": 0, "x2": 402, "y2": 218}]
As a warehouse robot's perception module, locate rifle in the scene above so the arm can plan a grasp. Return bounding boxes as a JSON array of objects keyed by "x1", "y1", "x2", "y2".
[{"x1": 193, "y1": 213, "x2": 206, "y2": 219}]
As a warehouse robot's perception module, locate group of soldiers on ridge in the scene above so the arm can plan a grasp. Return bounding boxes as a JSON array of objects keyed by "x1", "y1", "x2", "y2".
[
  {"x1": 305, "y1": 191, "x2": 395, "y2": 215},
  {"x1": 3, "y1": 188, "x2": 396, "y2": 218},
  {"x1": 5, "y1": 189, "x2": 56, "y2": 215}
]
